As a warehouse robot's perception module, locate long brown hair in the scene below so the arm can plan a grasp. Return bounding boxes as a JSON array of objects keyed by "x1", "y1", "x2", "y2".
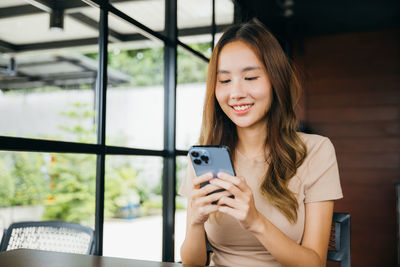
[{"x1": 199, "y1": 20, "x2": 307, "y2": 223}]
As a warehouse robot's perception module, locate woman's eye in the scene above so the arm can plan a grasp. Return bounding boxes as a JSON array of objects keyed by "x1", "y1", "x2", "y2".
[
  {"x1": 245, "y1": 77, "x2": 259, "y2": 81},
  {"x1": 219, "y1": 79, "x2": 231, "y2": 84}
]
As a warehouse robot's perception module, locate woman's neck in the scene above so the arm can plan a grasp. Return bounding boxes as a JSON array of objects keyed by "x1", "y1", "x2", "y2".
[{"x1": 236, "y1": 124, "x2": 267, "y2": 160}]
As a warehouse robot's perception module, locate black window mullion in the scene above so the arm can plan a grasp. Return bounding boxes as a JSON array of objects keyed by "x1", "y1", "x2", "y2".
[
  {"x1": 176, "y1": 40, "x2": 209, "y2": 63},
  {"x1": 0, "y1": 136, "x2": 101, "y2": 154},
  {"x1": 94, "y1": 1, "x2": 108, "y2": 256},
  {"x1": 163, "y1": 0, "x2": 177, "y2": 262},
  {"x1": 211, "y1": 0, "x2": 216, "y2": 50}
]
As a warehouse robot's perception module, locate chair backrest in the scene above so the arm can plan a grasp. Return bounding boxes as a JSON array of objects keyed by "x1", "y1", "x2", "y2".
[
  {"x1": 327, "y1": 212, "x2": 351, "y2": 267},
  {"x1": 0, "y1": 221, "x2": 95, "y2": 255}
]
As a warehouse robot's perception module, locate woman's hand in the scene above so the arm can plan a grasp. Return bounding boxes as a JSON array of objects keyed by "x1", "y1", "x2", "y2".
[
  {"x1": 189, "y1": 172, "x2": 232, "y2": 226},
  {"x1": 210, "y1": 172, "x2": 263, "y2": 232}
]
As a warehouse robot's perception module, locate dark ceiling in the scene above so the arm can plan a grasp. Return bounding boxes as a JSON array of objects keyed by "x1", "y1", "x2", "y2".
[{"x1": 236, "y1": 0, "x2": 400, "y2": 40}]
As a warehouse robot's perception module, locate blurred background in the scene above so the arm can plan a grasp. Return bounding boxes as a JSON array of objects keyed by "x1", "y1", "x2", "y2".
[{"x1": 0, "y1": 0, "x2": 399, "y2": 266}]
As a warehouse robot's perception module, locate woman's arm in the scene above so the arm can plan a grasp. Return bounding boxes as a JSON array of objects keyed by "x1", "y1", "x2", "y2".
[
  {"x1": 180, "y1": 199, "x2": 208, "y2": 265},
  {"x1": 180, "y1": 172, "x2": 230, "y2": 265},
  {"x1": 213, "y1": 172, "x2": 334, "y2": 267},
  {"x1": 251, "y1": 201, "x2": 333, "y2": 267}
]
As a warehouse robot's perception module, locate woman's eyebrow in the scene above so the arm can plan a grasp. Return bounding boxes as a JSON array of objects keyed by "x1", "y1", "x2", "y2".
[
  {"x1": 216, "y1": 70, "x2": 230, "y2": 74},
  {"x1": 217, "y1": 66, "x2": 261, "y2": 74},
  {"x1": 242, "y1": 66, "x2": 261, "y2": 72}
]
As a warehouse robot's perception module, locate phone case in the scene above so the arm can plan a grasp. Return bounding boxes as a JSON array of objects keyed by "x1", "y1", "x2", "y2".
[{"x1": 188, "y1": 145, "x2": 235, "y2": 188}]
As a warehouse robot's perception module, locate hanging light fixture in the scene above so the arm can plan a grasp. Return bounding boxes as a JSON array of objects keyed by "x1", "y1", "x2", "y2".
[{"x1": 50, "y1": 8, "x2": 64, "y2": 31}]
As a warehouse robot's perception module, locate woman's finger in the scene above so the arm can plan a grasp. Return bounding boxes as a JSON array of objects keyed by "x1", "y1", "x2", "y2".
[
  {"x1": 210, "y1": 177, "x2": 241, "y2": 197},
  {"x1": 192, "y1": 172, "x2": 214, "y2": 188},
  {"x1": 204, "y1": 190, "x2": 232, "y2": 204},
  {"x1": 193, "y1": 182, "x2": 223, "y2": 197},
  {"x1": 198, "y1": 204, "x2": 219, "y2": 217},
  {"x1": 217, "y1": 172, "x2": 248, "y2": 191},
  {"x1": 217, "y1": 194, "x2": 238, "y2": 207},
  {"x1": 194, "y1": 185, "x2": 231, "y2": 205},
  {"x1": 217, "y1": 205, "x2": 238, "y2": 218}
]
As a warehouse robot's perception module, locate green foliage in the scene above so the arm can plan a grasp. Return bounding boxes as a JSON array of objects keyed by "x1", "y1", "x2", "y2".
[
  {"x1": 0, "y1": 152, "x2": 48, "y2": 207},
  {"x1": 0, "y1": 101, "x2": 148, "y2": 222},
  {"x1": 43, "y1": 102, "x2": 146, "y2": 223},
  {"x1": 177, "y1": 42, "x2": 209, "y2": 85},
  {"x1": 0, "y1": 41, "x2": 210, "y2": 218},
  {"x1": 0, "y1": 155, "x2": 16, "y2": 207},
  {"x1": 40, "y1": 102, "x2": 96, "y2": 222},
  {"x1": 43, "y1": 153, "x2": 96, "y2": 223},
  {"x1": 104, "y1": 159, "x2": 140, "y2": 218},
  {"x1": 11, "y1": 153, "x2": 48, "y2": 206},
  {"x1": 86, "y1": 42, "x2": 209, "y2": 87},
  {"x1": 58, "y1": 102, "x2": 96, "y2": 143},
  {"x1": 109, "y1": 48, "x2": 164, "y2": 86}
]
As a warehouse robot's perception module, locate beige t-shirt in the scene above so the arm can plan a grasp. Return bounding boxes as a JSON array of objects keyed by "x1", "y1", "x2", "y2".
[{"x1": 179, "y1": 133, "x2": 343, "y2": 267}]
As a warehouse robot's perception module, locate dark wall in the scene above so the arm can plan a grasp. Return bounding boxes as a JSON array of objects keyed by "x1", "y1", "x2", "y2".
[{"x1": 295, "y1": 29, "x2": 400, "y2": 266}]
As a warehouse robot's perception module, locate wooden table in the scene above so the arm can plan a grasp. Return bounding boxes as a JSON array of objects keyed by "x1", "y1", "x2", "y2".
[{"x1": 0, "y1": 249, "x2": 199, "y2": 267}]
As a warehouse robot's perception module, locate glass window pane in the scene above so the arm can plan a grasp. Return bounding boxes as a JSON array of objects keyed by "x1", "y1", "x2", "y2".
[
  {"x1": 105, "y1": 15, "x2": 164, "y2": 150},
  {"x1": 176, "y1": 46, "x2": 208, "y2": 150},
  {"x1": 104, "y1": 155, "x2": 163, "y2": 261},
  {"x1": 0, "y1": 151, "x2": 96, "y2": 240},
  {"x1": 0, "y1": 2, "x2": 99, "y2": 143},
  {"x1": 178, "y1": 0, "x2": 211, "y2": 30},
  {"x1": 214, "y1": 0, "x2": 234, "y2": 45},
  {"x1": 175, "y1": 155, "x2": 188, "y2": 261},
  {"x1": 178, "y1": 0, "x2": 212, "y2": 57},
  {"x1": 110, "y1": 0, "x2": 165, "y2": 32},
  {"x1": 216, "y1": 0, "x2": 234, "y2": 26}
]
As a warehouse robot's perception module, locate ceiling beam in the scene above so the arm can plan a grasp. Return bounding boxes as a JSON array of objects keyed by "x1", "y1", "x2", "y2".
[
  {"x1": 0, "y1": 40, "x2": 18, "y2": 52},
  {"x1": 16, "y1": 37, "x2": 99, "y2": 52},
  {"x1": 2, "y1": 24, "x2": 230, "y2": 53},
  {"x1": 24, "y1": 0, "x2": 53, "y2": 13},
  {"x1": 0, "y1": 5, "x2": 42, "y2": 19},
  {"x1": 68, "y1": 12, "x2": 125, "y2": 42},
  {"x1": 57, "y1": 0, "x2": 137, "y2": 10},
  {"x1": 0, "y1": 0, "x2": 147, "y2": 18},
  {"x1": 55, "y1": 56, "x2": 96, "y2": 72},
  {"x1": 13, "y1": 56, "x2": 95, "y2": 72}
]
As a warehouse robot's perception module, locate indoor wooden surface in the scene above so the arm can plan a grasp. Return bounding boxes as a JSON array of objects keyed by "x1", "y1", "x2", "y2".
[
  {"x1": 295, "y1": 29, "x2": 400, "y2": 267},
  {"x1": 0, "y1": 249, "x2": 197, "y2": 267}
]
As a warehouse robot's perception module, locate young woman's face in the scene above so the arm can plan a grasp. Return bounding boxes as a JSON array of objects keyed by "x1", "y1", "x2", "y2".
[{"x1": 215, "y1": 41, "x2": 272, "y2": 131}]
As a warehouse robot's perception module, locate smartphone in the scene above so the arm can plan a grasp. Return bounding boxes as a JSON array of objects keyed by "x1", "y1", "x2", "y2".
[{"x1": 188, "y1": 145, "x2": 236, "y2": 189}]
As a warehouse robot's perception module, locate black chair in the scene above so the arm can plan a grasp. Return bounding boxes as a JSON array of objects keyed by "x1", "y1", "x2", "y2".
[
  {"x1": 0, "y1": 221, "x2": 95, "y2": 255},
  {"x1": 327, "y1": 212, "x2": 351, "y2": 267}
]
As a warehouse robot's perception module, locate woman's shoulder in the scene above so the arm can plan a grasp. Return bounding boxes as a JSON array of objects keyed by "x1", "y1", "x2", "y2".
[{"x1": 296, "y1": 132, "x2": 335, "y2": 156}]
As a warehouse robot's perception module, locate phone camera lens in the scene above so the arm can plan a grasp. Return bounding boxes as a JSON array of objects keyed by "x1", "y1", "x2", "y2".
[
  {"x1": 191, "y1": 151, "x2": 199, "y2": 157},
  {"x1": 201, "y1": 155, "x2": 209, "y2": 164},
  {"x1": 193, "y1": 159, "x2": 201, "y2": 165}
]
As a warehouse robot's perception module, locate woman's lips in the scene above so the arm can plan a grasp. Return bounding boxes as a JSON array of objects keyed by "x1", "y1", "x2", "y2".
[{"x1": 231, "y1": 104, "x2": 253, "y2": 114}]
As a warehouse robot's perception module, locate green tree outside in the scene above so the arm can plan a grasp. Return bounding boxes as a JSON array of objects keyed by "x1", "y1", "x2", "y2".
[
  {"x1": 0, "y1": 152, "x2": 47, "y2": 207},
  {"x1": 86, "y1": 42, "x2": 209, "y2": 86},
  {"x1": 0, "y1": 42, "x2": 208, "y2": 222}
]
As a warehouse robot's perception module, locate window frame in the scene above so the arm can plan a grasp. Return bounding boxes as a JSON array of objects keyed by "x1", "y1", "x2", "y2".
[{"x1": 0, "y1": 0, "x2": 238, "y2": 262}]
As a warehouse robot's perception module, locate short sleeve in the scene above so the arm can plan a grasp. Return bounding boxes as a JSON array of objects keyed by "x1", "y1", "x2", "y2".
[
  {"x1": 304, "y1": 137, "x2": 343, "y2": 203},
  {"x1": 178, "y1": 156, "x2": 196, "y2": 198}
]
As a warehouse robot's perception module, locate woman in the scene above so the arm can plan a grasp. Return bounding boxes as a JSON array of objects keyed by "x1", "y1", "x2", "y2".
[{"x1": 179, "y1": 20, "x2": 343, "y2": 267}]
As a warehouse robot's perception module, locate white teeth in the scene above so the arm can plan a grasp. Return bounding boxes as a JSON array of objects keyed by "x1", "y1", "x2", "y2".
[{"x1": 233, "y1": 105, "x2": 251, "y2": 111}]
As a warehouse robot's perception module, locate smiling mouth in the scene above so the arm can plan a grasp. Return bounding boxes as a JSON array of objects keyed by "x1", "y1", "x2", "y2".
[{"x1": 232, "y1": 104, "x2": 253, "y2": 112}]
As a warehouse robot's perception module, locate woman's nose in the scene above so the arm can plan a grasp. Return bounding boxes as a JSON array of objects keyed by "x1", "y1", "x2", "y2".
[{"x1": 230, "y1": 80, "x2": 246, "y2": 100}]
